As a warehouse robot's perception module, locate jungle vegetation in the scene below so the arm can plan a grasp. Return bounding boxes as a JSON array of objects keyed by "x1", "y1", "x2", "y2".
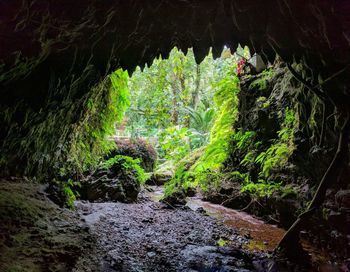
[{"x1": 118, "y1": 46, "x2": 298, "y2": 199}]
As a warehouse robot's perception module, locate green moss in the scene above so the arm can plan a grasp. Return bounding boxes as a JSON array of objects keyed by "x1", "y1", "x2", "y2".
[
  {"x1": 217, "y1": 238, "x2": 228, "y2": 247},
  {"x1": 102, "y1": 155, "x2": 148, "y2": 185},
  {"x1": 249, "y1": 69, "x2": 274, "y2": 91},
  {"x1": 0, "y1": 68, "x2": 130, "y2": 181}
]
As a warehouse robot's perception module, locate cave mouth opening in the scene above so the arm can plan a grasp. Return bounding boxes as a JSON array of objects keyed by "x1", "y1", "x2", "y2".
[
  {"x1": 0, "y1": 1, "x2": 349, "y2": 269},
  {"x1": 108, "y1": 45, "x2": 264, "y2": 196}
]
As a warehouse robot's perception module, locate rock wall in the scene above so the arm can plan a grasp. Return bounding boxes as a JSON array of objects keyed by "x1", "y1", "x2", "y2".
[{"x1": 204, "y1": 61, "x2": 350, "y2": 267}]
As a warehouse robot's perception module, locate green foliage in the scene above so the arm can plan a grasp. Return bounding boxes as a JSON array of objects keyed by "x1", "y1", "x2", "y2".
[
  {"x1": 233, "y1": 130, "x2": 256, "y2": 150},
  {"x1": 217, "y1": 238, "x2": 228, "y2": 247},
  {"x1": 63, "y1": 179, "x2": 80, "y2": 209},
  {"x1": 240, "y1": 151, "x2": 256, "y2": 167},
  {"x1": 237, "y1": 172, "x2": 298, "y2": 199},
  {"x1": 49, "y1": 178, "x2": 81, "y2": 209},
  {"x1": 184, "y1": 107, "x2": 215, "y2": 133},
  {"x1": 223, "y1": 79, "x2": 299, "y2": 199},
  {"x1": 191, "y1": 63, "x2": 240, "y2": 189},
  {"x1": 163, "y1": 147, "x2": 204, "y2": 196},
  {"x1": 254, "y1": 107, "x2": 297, "y2": 178},
  {"x1": 161, "y1": 60, "x2": 302, "y2": 201},
  {"x1": 163, "y1": 165, "x2": 194, "y2": 197},
  {"x1": 163, "y1": 54, "x2": 240, "y2": 196},
  {"x1": 232, "y1": 106, "x2": 298, "y2": 197},
  {"x1": 184, "y1": 106, "x2": 215, "y2": 148},
  {"x1": 158, "y1": 127, "x2": 192, "y2": 162},
  {"x1": 280, "y1": 184, "x2": 298, "y2": 199},
  {"x1": 102, "y1": 155, "x2": 147, "y2": 185},
  {"x1": 124, "y1": 47, "x2": 235, "y2": 144},
  {"x1": 257, "y1": 96, "x2": 270, "y2": 108},
  {"x1": 255, "y1": 143, "x2": 291, "y2": 178},
  {"x1": 249, "y1": 69, "x2": 274, "y2": 91},
  {"x1": 110, "y1": 70, "x2": 131, "y2": 123},
  {"x1": 126, "y1": 47, "x2": 215, "y2": 132},
  {"x1": 231, "y1": 171, "x2": 283, "y2": 198},
  {"x1": 66, "y1": 69, "x2": 130, "y2": 176},
  {"x1": 277, "y1": 108, "x2": 296, "y2": 142},
  {"x1": 241, "y1": 179, "x2": 282, "y2": 198},
  {"x1": 231, "y1": 171, "x2": 252, "y2": 184}
]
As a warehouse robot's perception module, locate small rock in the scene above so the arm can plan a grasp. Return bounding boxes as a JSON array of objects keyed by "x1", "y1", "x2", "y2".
[
  {"x1": 142, "y1": 217, "x2": 154, "y2": 223},
  {"x1": 196, "y1": 207, "x2": 206, "y2": 214},
  {"x1": 336, "y1": 190, "x2": 350, "y2": 209},
  {"x1": 147, "y1": 251, "x2": 156, "y2": 258}
]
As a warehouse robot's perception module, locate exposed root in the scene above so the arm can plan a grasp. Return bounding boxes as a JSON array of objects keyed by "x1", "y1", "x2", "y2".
[
  {"x1": 276, "y1": 114, "x2": 350, "y2": 251},
  {"x1": 239, "y1": 199, "x2": 264, "y2": 212}
]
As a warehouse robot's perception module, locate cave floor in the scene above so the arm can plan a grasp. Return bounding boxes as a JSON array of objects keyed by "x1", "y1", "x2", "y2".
[
  {"x1": 76, "y1": 189, "x2": 266, "y2": 272},
  {"x1": 1, "y1": 180, "x2": 309, "y2": 272}
]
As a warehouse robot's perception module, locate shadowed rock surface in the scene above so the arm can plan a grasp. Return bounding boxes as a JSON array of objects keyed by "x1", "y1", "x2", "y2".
[
  {"x1": 0, "y1": 179, "x2": 99, "y2": 272},
  {"x1": 80, "y1": 168, "x2": 140, "y2": 203}
]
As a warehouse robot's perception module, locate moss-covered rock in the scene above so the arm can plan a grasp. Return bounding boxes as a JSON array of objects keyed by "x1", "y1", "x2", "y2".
[{"x1": 79, "y1": 155, "x2": 146, "y2": 203}]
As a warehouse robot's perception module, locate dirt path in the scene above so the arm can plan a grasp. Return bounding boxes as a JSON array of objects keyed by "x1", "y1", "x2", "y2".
[{"x1": 75, "y1": 190, "x2": 268, "y2": 272}]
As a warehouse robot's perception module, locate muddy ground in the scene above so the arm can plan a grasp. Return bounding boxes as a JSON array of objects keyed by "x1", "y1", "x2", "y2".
[
  {"x1": 0, "y1": 180, "x2": 308, "y2": 272},
  {"x1": 75, "y1": 193, "x2": 267, "y2": 272}
]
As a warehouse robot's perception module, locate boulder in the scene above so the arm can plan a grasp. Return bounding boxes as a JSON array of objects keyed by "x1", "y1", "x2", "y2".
[
  {"x1": 161, "y1": 191, "x2": 187, "y2": 208},
  {"x1": 82, "y1": 172, "x2": 140, "y2": 203},
  {"x1": 335, "y1": 190, "x2": 350, "y2": 210},
  {"x1": 79, "y1": 157, "x2": 142, "y2": 203},
  {"x1": 146, "y1": 172, "x2": 173, "y2": 186}
]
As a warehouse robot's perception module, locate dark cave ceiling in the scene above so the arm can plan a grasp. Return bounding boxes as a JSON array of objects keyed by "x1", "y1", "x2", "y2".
[{"x1": 0, "y1": 0, "x2": 350, "y2": 105}]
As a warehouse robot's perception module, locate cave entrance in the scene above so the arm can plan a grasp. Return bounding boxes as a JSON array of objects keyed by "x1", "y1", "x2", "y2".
[
  {"x1": 111, "y1": 46, "x2": 253, "y2": 188},
  {"x1": 115, "y1": 47, "x2": 246, "y2": 175}
]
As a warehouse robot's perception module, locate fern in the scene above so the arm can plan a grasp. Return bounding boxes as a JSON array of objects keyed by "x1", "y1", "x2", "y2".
[
  {"x1": 233, "y1": 130, "x2": 256, "y2": 150},
  {"x1": 240, "y1": 151, "x2": 256, "y2": 167},
  {"x1": 191, "y1": 65, "x2": 240, "y2": 188}
]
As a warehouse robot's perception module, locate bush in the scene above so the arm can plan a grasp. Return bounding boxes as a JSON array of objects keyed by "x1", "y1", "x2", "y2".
[
  {"x1": 158, "y1": 126, "x2": 191, "y2": 162},
  {"x1": 101, "y1": 155, "x2": 147, "y2": 185},
  {"x1": 163, "y1": 147, "x2": 204, "y2": 196},
  {"x1": 109, "y1": 138, "x2": 157, "y2": 172}
]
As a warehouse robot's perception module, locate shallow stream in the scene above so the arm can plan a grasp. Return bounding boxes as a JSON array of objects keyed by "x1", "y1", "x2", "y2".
[{"x1": 147, "y1": 186, "x2": 286, "y2": 252}]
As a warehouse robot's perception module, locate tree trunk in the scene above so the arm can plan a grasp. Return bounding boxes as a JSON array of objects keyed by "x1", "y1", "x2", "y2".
[
  {"x1": 171, "y1": 81, "x2": 178, "y2": 126},
  {"x1": 192, "y1": 64, "x2": 201, "y2": 110}
]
